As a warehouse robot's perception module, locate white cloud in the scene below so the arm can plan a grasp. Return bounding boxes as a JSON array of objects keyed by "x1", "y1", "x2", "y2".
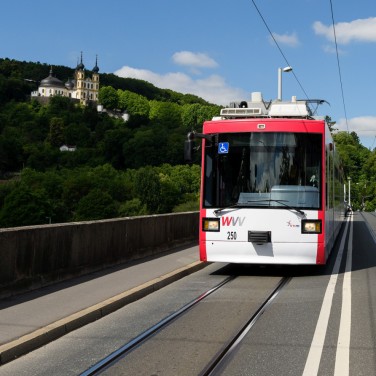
[
  {"x1": 270, "y1": 32, "x2": 299, "y2": 47},
  {"x1": 114, "y1": 65, "x2": 247, "y2": 105},
  {"x1": 322, "y1": 44, "x2": 345, "y2": 55},
  {"x1": 336, "y1": 116, "x2": 376, "y2": 136},
  {"x1": 313, "y1": 17, "x2": 376, "y2": 44},
  {"x1": 172, "y1": 51, "x2": 218, "y2": 68}
]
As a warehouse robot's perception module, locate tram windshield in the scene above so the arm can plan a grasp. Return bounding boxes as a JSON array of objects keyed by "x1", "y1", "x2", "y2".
[{"x1": 203, "y1": 132, "x2": 322, "y2": 210}]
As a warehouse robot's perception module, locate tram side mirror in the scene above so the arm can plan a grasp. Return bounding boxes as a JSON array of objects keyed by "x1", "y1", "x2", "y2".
[
  {"x1": 184, "y1": 139, "x2": 194, "y2": 163},
  {"x1": 184, "y1": 132, "x2": 214, "y2": 163}
]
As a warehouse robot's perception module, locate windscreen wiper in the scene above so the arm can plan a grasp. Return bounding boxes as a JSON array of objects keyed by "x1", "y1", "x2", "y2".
[
  {"x1": 213, "y1": 203, "x2": 241, "y2": 215},
  {"x1": 214, "y1": 199, "x2": 306, "y2": 216},
  {"x1": 247, "y1": 199, "x2": 306, "y2": 216}
]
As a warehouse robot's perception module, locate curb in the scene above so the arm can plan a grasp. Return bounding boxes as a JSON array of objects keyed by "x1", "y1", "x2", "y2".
[{"x1": 0, "y1": 261, "x2": 207, "y2": 365}]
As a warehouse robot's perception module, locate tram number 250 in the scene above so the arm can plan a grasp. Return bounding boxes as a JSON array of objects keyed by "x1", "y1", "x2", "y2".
[{"x1": 227, "y1": 231, "x2": 237, "y2": 240}]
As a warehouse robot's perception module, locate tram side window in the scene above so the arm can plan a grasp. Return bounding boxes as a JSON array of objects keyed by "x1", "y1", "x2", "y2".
[{"x1": 204, "y1": 153, "x2": 214, "y2": 206}]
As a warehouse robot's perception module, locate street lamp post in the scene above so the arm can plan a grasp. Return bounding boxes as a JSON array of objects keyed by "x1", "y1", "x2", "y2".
[
  {"x1": 277, "y1": 66, "x2": 293, "y2": 101},
  {"x1": 348, "y1": 177, "x2": 351, "y2": 209}
]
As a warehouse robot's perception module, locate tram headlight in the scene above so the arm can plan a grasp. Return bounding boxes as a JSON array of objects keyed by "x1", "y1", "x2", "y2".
[
  {"x1": 202, "y1": 218, "x2": 220, "y2": 232},
  {"x1": 301, "y1": 220, "x2": 322, "y2": 234}
]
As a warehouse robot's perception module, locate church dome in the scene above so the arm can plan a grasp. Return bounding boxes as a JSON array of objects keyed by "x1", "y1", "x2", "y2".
[
  {"x1": 40, "y1": 68, "x2": 65, "y2": 88},
  {"x1": 92, "y1": 55, "x2": 99, "y2": 73},
  {"x1": 65, "y1": 78, "x2": 75, "y2": 89},
  {"x1": 76, "y1": 52, "x2": 85, "y2": 70},
  {"x1": 76, "y1": 61, "x2": 85, "y2": 70}
]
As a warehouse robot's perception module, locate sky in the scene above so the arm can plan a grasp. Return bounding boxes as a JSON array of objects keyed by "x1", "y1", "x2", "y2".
[{"x1": 1, "y1": 0, "x2": 376, "y2": 149}]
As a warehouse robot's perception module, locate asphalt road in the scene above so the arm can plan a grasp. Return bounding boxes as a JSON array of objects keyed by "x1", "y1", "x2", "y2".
[{"x1": 0, "y1": 212, "x2": 375, "y2": 376}]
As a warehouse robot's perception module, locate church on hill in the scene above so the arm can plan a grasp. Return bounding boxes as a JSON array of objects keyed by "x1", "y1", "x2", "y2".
[{"x1": 31, "y1": 53, "x2": 100, "y2": 105}]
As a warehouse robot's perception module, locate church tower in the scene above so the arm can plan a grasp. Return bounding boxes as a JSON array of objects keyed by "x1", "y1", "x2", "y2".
[
  {"x1": 91, "y1": 55, "x2": 100, "y2": 102},
  {"x1": 75, "y1": 52, "x2": 86, "y2": 102}
]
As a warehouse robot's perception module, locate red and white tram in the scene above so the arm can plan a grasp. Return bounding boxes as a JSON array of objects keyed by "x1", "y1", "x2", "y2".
[{"x1": 186, "y1": 92, "x2": 345, "y2": 264}]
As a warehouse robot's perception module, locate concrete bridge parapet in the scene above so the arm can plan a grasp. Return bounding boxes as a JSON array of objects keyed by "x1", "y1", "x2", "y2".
[{"x1": 0, "y1": 212, "x2": 199, "y2": 298}]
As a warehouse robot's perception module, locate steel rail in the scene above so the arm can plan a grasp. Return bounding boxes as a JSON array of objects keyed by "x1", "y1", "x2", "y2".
[
  {"x1": 200, "y1": 276, "x2": 292, "y2": 376},
  {"x1": 80, "y1": 275, "x2": 236, "y2": 376}
]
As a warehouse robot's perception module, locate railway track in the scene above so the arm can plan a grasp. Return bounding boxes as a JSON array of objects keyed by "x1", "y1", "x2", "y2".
[
  {"x1": 80, "y1": 274, "x2": 291, "y2": 376},
  {"x1": 200, "y1": 276, "x2": 291, "y2": 376}
]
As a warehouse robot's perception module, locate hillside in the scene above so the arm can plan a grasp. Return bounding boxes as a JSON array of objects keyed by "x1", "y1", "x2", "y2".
[{"x1": 0, "y1": 58, "x2": 223, "y2": 227}]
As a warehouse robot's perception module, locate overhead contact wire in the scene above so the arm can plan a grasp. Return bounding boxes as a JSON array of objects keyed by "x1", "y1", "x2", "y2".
[
  {"x1": 250, "y1": 0, "x2": 311, "y2": 103},
  {"x1": 329, "y1": 0, "x2": 349, "y2": 132}
]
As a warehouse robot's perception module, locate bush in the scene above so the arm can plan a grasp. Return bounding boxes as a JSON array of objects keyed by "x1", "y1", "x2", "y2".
[{"x1": 74, "y1": 189, "x2": 118, "y2": 221}]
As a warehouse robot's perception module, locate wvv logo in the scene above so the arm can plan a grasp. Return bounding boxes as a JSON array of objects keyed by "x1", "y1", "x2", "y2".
[{"x1": 221, "y1": 216, "x2": 246, "y2": 226}]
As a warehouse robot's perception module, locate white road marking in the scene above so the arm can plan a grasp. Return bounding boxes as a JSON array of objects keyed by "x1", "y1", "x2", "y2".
[
  {"x1": 302, "y1": 216, "x2": 350, "y2": 376},
  {"x1": 334, "y1": 215, "x2": 353, "y2": 376}
]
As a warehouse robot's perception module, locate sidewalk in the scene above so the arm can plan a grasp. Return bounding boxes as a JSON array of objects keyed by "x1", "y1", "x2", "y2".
[
  {"x1": 0, "y1": 244, "x2": 204, "y2": 365},
  {"x1": 362, "y1": 212, "x2": 376, "y2": 242}
]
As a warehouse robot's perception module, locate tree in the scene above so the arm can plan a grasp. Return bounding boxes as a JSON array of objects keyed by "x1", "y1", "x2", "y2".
[
  {"x1": 48, "y1": 117, "x2": 65, "y2": 147},
  {"x1": 333, "y1": 130, "x2": 374, "y2": 210},
  {"x1": 98, "y1": 86, "x2": 118, "y2": 110},
  {"x1": 74, "y1": 189, "x2": 118, "y2": 221},
  {"x1": 0, "y1": 183, "x2": 52, "y2": 227},
  {"x1": 25, "y1": 143, "x2": 59, "y2": 170},
  {"x1": 64, "y1": 122, "x2": 91, "y2": 147},
  {"x1": 157, "y1": 171, "x2": 180, "y2": 213},
  {"x1": 181, "y1": 103, "x2": 221, "y2": 132},
  {"x1": 102, "y1": 127, "x2": 131, "y2": 169},
  {"x1": 122, "y1": 127, "x2": 157, "y2": 168},
  {"x1": 325, "y1": 115, "x2": 337, "y2": 133},
  {"x1": 89, "y1": 164, "x2": 128, "y2": 202},
  {"x1": 61, "y1": 168, "x2": 93, "y2": 213},
  {"x1": 119, "y1": 198, "x2": 147, "y2": 217},
  {"x1": 181, "y1": 103, "x2": 202, "y2": 131},
  {"x1": 47, "y1": 96, "x2": 75, "y2": 116},
  {"x1": 18, "y1": 168, "x2": 69, "y2": 223},
  {"x1": 149, "y1": 101, "x2": 182, "y2": 129},
  {"x1": 117, "y1": 90, "x2": 150, "y2": 117},
  {"x1": 168, "y1": 164, "x2": 201, "y2": 194},
  {"x1": 134, "y1": 166, "x2": 161, "y2": 213},
  {"x1": 333, "y1": 131, "x2": 370, "y2": 180},
  {"x1": 0, "y1": 132, "x2": 23, "y2": 173}
]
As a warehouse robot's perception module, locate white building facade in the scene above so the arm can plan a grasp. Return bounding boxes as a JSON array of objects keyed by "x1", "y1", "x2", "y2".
[{"x1": 31, "y1": 54, "x2": 100, "y2": 104}]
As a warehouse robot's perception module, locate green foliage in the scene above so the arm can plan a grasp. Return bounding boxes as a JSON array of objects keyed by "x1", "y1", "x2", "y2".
[
  {"x1": 181, "y1": 103, "x2": 221, "y2": 132},
  {"x1": 0, "y1": 162, "x2": 200, "y2": 226},
  {"x1": 98, "y1": 86, "x2": 118, "y2": 110},
  {"x1": 0, "y1": 75, "x2": 32, "y2": 105},
  {"x1": 48, "y1": 117, "x2": 65, "y2": 147},
  {"x1": 333, "y1": 131, "x2": 370, "y2": 181},
  {"x1": 325, "y1": 115, "x2": 337, "y2": 132},
  {"x1": 172, "y1": 195, "x2": 200, "y2": 212},
  {"x1": 47, "y1": 96, "x2": 75, "y2": 116},
  {"x1": 0, "y1": 131, "x2": 24, "y2": 173},
  {"x1": 0, "y1": 182, "x2": 52, "y2": 227},
  {"x1": 64, "y1": 122, "x2": 91, "y2": 147},
  {"x1": 119, "y1": 198, "x2": 147, "y2": 217},
  {"x1": 117, "y1": 90, "x2": 150, "y2": 117},
  {"x1": 134, "y1": 166, "x2": 161, "y2": 213},
  {"x1": 149, "y1": 100, "x2": 183, "y2": 128},
  {"x1": 103, "y1": 127, "x2": 132, "y2": 169},
  {"x1": 0, "y1": 58, "x2": 220, "y2": 226},
  {"x1": 333, "y1": 131, "x2": 375, "y2": 211},
  {"x1": 74, "y1": 189, "x2": 118, "y2": 221}
]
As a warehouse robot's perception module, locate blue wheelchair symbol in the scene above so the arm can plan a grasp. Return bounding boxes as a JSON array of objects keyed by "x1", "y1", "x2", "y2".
[{"x1": 218, "y1": 142, "x2": 229, "y2": 154}]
